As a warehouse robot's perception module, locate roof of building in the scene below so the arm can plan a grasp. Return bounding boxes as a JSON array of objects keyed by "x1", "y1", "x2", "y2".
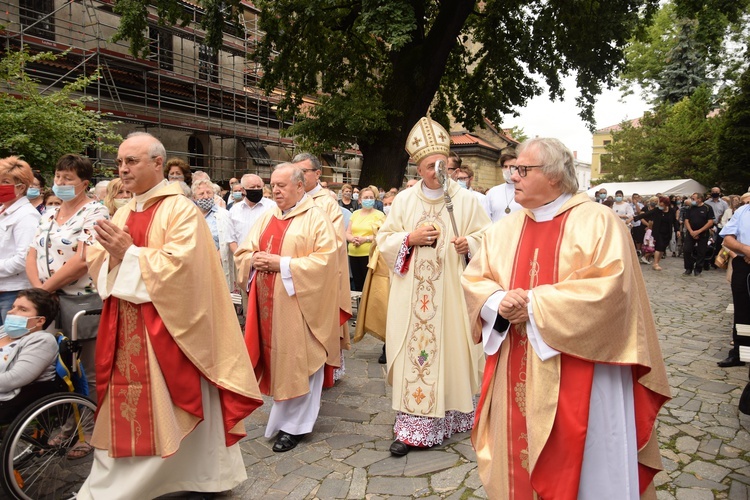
[
  {"x1": 595, "y1": 117, "x2": 641, "y2": 134},
  {"x1": 450, "y1": 132, "x2": 500, "y2": 150}
]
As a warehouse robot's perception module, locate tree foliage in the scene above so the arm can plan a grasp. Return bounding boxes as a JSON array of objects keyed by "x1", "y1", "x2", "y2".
[
  {"x1": 0, "y1": 49, "x2": 121, "y2": 174},
  {"x1": 715, "y1": 60, "x2": 750, "y2": 195},
  {"x1": 601, "y1": 86, "x2": 719, "y2": 186}
]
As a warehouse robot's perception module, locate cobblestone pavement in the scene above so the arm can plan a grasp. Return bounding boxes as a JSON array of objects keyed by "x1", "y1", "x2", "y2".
[{"x1": 219, "y1": 256, "x2": 748, "y2": 499}]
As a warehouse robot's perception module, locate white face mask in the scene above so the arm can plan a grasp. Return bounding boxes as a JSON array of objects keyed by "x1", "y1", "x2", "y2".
[
  {"x1": 383, "y1": 205, "x2": 391, "y2": 215},
  {"x1": 503, "y1": 168, "x2": 513, "y2": 184},
  {"x1": 113, "y1": 198, "x2": 129, "y2": 209},
  {"x1": 352, "y1": 192, "x2": 359, "y2": 201}
]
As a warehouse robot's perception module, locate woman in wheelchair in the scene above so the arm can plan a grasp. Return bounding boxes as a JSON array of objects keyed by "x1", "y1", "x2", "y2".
[{"x1": 0, "y1": 288, "x2": 63, "y2": 426}]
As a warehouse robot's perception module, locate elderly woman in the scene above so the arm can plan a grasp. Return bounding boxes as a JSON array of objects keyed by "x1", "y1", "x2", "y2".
[
  {"x1": 192, "y1": 178, "x2": 235, "y2": 291},
  {"x1": 0, "y1": 288, "x2": 62, "y2": 424},
  {"x1": 102, "y1": 177, "x2": 131, "y2": 217},
  {"x1": 26, "y1": 154, "x2": 108, "y2": 407},
  {"x1": 339, "y1": 183, "x2": 359, "y2": 212},
  {"x1": 0, "y1": 157, "x2": 42, "y2": 324},
  {"x1": 165, "y1": 157, "x2": 192, "y2": 185}
]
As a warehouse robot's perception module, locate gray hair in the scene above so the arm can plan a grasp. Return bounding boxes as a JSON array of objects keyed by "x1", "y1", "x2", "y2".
[
  {"x1": 274, "y1": 162, "x2": 305, "y2": 185},
  {"x1": 291, "y1": 152, "x2": 322, "y2": 171},
  {"x1": 126, "y1": 131, "x2": 167, "y2": 163},
  {"x1": 177, "y1": 181, "x2": 192, "y2": 197},
  {"x1": 191, "y1": 178, "x2": 213, "y2": 197},
  {"x1": 517, "y1": 138, "x2": 578, "y2": 195},
  {"x1": 240, "y1": 173, "x2": 263, "y2": 189}
]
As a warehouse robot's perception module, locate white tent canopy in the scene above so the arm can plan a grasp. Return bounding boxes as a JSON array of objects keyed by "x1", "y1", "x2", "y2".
[{"x1": 586, "y1": 179, "x2": 707, "y2": 199}]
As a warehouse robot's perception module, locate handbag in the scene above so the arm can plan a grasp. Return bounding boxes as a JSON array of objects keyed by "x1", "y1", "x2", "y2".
[
  {"x1": 715, "y1": 246, "x2": 730, "y2": 270},
  {"x1": 44, "y1": 216, "x2": 102, "y2": 340}
]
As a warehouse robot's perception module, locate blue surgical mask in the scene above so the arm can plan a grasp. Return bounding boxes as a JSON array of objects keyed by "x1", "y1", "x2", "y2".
[
  {"x1": 27, "y1": 187, "x2": 41, "y2": 199},
  {"x1": 53, "y1": 184, "x2": 78, "y2": 201},
  {"x1": 361, "y1": 199, "x2": 375, "y2": 209},
  {"x1": 691, "y1": 200, "x2": 698, "y2": 206},
  {"x1": 457, "y1": 180, "x2": 468, "y2": 189},
  {"x1": 4, "y1": 314, "x2": 37, "y2": 338},
  {"x1": 599, "y1": 193, "x2": 607, "y2": 200},
  {"x1": 615, "y1": 196, "x2": 623, "y2": 202},
  {"x1": 232, "y1": 192, "x2": 243, "y2": 201}
]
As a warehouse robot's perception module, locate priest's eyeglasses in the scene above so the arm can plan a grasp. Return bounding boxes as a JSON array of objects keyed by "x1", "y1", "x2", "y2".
[
  {"x1": 115, "y1": 155, "x2": 159, "y2": 168},
  {"x1": 509, "y1": 165, "x2": 544, "y2": 177}
]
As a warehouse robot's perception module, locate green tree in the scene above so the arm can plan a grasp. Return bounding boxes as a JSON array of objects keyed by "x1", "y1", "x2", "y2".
[
  {"x1": 0, "y1": 49, "x2": 121, "y2": 174},
  {"x1": 655, "y1": 19, "x2": 709, "y2": 104},
  {"x1": 601, "y1": 86, "x2": 719, "y2": 185},
  {"x1": 247, "y1": 0, "x2": 659, "y2": 188},
  {"x1": 716, "y1": 59, "x2": 750, "y2": 194}
]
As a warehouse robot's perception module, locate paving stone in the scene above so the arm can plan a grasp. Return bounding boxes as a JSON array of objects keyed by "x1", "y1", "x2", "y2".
[
  {"x1": 343, "y1": 448, "x2": 390, "y2": 468},
  {"x1": 326, "y1": 434, "x2": 374, "y2": 450},
  {"x1": 368, "y1": 456, "x2": 407, "y2": 476},
  {"x1": 675, "y1": 489, "x2": 715, "y2": 500},
  {"x1": 347, "y1": 467, "x2": 367, "y2": 499},
  {"x1": 404, "y1": 449, "x2": 461, "y2": 476},
  {"x1": 672, "y1": 472, "x2": 728, "y2": 491},
  {"x1": 430, "y1": 462, "x2": 476, "y2": 491},
  {"x1": 676, "y1": 436, "x2": 700, "y2": 455},
  {"x1": 729, "y1": 481, "x2": 750, "y2": 500},
  {"x1": 296, "y1": 464, "x2": 331, "y2": 480},
  {"x1": 318, "y1": 403, "x2": 372, "y2": 422},
  {"x1": 316, "y1": 477, "x2": 350, "y2": 499},
  {"x1": 367, "y1": 477, "x2": 429, "y2": 496},
  {"x1": 286, "y1": 477, "x2": 319, "y2": 500}
]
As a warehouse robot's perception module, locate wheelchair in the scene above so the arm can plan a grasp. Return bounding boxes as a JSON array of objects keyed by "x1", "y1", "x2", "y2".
[{"x1": 0, "y1": 309, "x2": 100, "y2": 500}]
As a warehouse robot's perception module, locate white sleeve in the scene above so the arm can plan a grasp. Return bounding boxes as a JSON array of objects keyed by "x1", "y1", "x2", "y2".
[
  {"x1": 97, "y1": 245, "x2": 151, "y2": 304},
  {"x1": 280, "y1": 256, "x2": 295, "y2": 296},
  {"x1": 526, "y1": 290, "x2": 560, "y2": 361},
  {"x1": 480, "y1": 291, "x2": 510, "y2": 355}
]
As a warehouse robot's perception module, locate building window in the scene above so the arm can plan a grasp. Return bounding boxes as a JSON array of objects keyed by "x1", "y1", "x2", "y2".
[
  {"x1": 188, "y1": 136, "x2": 206, "y2": 168},
  {"x1": 198, "y1": 44, "x2": 218, "y2": 83},
  {"x1": 603, "y1": 140, "x2": 612, "y2": 146},
  {"x1": 19, "y1": 0, "x2": 55, "y2": 40},
  {"x1": 149, "y1": 26, "x2": 174, "y2": 71}
]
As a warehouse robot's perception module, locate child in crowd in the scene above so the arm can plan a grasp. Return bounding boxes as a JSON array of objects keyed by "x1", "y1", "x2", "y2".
[{"x1": 641, "y1": 223, "x2": 655, "y2": 265}]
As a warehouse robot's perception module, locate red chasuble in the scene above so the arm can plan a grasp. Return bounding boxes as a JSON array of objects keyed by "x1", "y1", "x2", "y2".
[
  {"x1": 244, "y1": 215, "x2": 293, "y2": 395},
  {"x1": 97, "y1": 202, "x2": 261, "y2": 457},
  {"x1": 474, "y1": 212, "x2": 596, "y2": 499}
]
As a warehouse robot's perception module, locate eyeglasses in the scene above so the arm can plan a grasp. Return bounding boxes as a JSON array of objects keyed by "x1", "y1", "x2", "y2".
[
  {"x1": 447, "y1": 167, "x2": 458, "y2": 172},
  {"x1": 456, "y1": 176, "x2": 470, "y2": 181},
  {"x1": 509, "y1": 165, "x2": 544, "y2": 177},
  {"x1": 115, "y1": 155, "x2": 158, "y2": 168},
  {"x1": 299, "y1": 168, "x2": 317, "y2": 174}
]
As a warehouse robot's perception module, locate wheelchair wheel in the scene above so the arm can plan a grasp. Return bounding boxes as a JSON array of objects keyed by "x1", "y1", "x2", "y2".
[{"x1": 1, "y1": 393, "x2": 96, "y2": 500}]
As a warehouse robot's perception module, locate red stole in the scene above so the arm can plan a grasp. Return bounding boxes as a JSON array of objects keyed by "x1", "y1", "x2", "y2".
[
  {"x1": 475, "y1": 211, "x2": 595, "y2": 499},
  {"x1": 244, "y1": 215, "x2": 292, "y2": 395},
  {"x1": 97, "y1": 202, "x2": 261, "y2": 457}
]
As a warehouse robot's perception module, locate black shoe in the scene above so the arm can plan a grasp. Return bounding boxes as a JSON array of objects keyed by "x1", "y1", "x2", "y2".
[
  {"x1": 389, "y1": 440, "x2": 410, "y2": 457},
  {"x1": 694, "y1": 270, "x2": 702, "y2": 276},
  {"x1": 717, "y1": 356, "x2": 745, "y2": 368},
  {"x1": 683, "y1": 270, "x2": 692, "y2": 276},
  {"x1": 273, "y1": 431, "x2": 301, "y2": 452},
  {"x1": 378, "y1": 345, "x2": 387, "y2": 364}
]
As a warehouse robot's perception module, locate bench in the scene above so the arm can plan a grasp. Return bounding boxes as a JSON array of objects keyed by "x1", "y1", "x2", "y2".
[
  {"x1": 736, "y1": 324, "x2": 750, "y2": 362},
  {"x1": 727, "y1": 303, "x2": 734, "y2": 314}
]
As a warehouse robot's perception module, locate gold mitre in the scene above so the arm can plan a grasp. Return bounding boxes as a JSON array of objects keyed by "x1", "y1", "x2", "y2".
[{"x1": 405, "y1": 117, "x2": 450, "y2": 164}]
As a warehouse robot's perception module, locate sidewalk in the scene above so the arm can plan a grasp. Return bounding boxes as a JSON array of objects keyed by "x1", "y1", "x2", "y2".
[{"x1": 224, "y1": 257, "x2": 750, "y2": 499}]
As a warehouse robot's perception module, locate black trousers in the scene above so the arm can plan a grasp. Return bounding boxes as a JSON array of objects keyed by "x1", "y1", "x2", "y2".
[
  {"x1": 349, "y1": 255, "x2": 369, "y2": 292},
  {"x1": 730, "y1": 258, "x2": 750, "y2": 358},
  {"x1": 683, "y1": 234, "x2": 709, "y2": 271}
]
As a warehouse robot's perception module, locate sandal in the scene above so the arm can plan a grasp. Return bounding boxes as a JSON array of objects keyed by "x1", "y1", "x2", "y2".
[
  {"x1": 652, "y1": 265, "x2": 662, "y2": 271},
  {"x1": 66, "y1": 441, "x2": 94, "y2": 460},
  {"x1": 47, "y1": 432, "x2": 70, "y2": 447},
  {"x1": 272, "y1": 431, "x2": 300, "y2": 453}
]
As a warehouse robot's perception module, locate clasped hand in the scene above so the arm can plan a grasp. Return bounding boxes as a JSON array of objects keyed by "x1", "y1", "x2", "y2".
[
  {"x1": 499, "y1": 288, "x2": 530, "y2": 324},
  {"x1": 253, "y1": 251, "x2": 281, "y2": 273},
  {"x1": 94, "y1": 219, "x2": 133, "y2": 262}
]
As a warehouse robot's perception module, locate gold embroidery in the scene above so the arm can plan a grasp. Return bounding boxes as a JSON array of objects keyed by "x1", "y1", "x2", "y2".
[
  {"x1": 529, "y1": 248, "x2": 540, "y2": 289},
  {"x1": 514, "y1": 382, "x2": 526, "y2": 417},
  {"x1": 116, "y1": 302, "x2": 144, "y2": 452},
  {"x1": 412, "y1": 387, "x2": 426, "y2": 404}
]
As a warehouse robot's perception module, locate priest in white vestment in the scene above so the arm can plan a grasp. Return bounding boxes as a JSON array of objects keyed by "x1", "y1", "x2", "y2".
[
  {"x1": 80, "y1": 132, "x2": 263, "y2": 499},
  {"x1": 462, "y1": 137, "x2": 671, "y2": 499},
  {"x1": 376, "y1": 117, "x2": 490, "y2": 457}
]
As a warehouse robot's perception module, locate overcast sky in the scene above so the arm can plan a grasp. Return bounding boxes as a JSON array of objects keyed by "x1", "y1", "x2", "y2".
[{"x1": 502, "y1": 76, "x2": 652, "y2": 163}]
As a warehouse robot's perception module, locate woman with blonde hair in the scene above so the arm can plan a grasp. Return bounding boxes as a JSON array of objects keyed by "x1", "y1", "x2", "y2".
[
  {"x1": 345, "y1": 186, "x2": 385, "y2": 291},
  {"x1": 102, "y1": 177, "x2": 131, "y2": 217},
  {"x1": 0, "y1": 156, "x2": 42, "y2": 323}
]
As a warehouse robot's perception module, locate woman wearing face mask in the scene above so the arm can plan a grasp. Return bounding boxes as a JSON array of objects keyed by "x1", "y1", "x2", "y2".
[
  {"x1": 0, "y1": 157, "x2": 42, "y2": 324},
  {"x1": 633, "y1": 195, "x2": 675, "y2": 271},
  {"x1": 346, "y1": 187, "x2": 386, "y2": 292},
  {"x1": 27, "y1": 171, "x2": 46, "y2": 214},
  {"x1": 339, "y1": 183, "x2": 359, "y2": 212},
  {"x1": 0, "y1": 288, "x2": 63, "y2": 424},
  {"x1": 25, "y1": 155, "x2": 108, "y2": 413},
  {"x1": 192, "y1": 179, "x2": 235, "y2": 291},
  {"x1": 164, "y1": 157, "x2": 192, "y2": 186},
  {"x1": 102, "y1": 177, "x2": 132, "y2": 217}
]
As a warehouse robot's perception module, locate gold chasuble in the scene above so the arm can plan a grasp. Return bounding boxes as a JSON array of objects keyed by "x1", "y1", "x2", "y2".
[
  {"x1": 86, "y1": 182, "x2": 263, "y2": 458},
  {"x1": 376, "y1": 180, "x2": 489, "y2": 419},
  {"x1": 309, "y1": 188, "x2": 353, "y2": 353},
  {"x1": 236, "y1": 196, "x2": 341, "y2": 401},
  {"x1": 462, "y1": 193, "x2": 671, "y2": 499},
  {"x1": 353, "y1": 244, "x2": 389, "y2": 343}
]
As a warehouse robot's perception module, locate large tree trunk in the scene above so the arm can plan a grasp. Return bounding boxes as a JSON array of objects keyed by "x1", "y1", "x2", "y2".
[{"x1": 355, "y1": 0, "x2": 474, "y2": 190}]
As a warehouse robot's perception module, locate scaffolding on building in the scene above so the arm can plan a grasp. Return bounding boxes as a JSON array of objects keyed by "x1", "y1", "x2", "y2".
[{"x1": 0, "y1": 0, "x2": 294, "y2": 181}]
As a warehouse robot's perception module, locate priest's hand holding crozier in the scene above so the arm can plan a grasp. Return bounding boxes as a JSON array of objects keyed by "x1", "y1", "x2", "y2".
[
  {"x1": 499, "y1": 288, "x2": 530, "y2": 325},
  {"x1": 451, "y1": 236, "x2": 469, "y2": 255}
]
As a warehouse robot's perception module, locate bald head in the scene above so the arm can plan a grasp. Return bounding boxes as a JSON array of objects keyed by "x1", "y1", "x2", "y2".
[{"x1": 118, "y1": 132, "x2": 166, "y2": 195}]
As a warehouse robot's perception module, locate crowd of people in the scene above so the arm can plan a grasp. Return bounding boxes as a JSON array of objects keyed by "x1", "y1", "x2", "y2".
[{"x1": 13, "y1": 116, "x2": 750, "y2": 497}]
